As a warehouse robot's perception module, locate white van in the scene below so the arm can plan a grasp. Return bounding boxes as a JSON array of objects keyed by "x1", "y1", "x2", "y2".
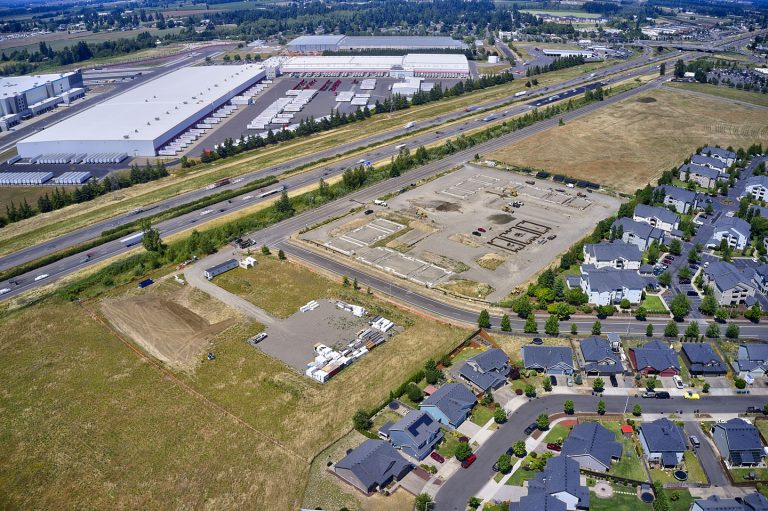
[
  {"x1": 673, "y1": 375, "x2": 684, "y2": 389},
  {"x1": 374, "y1": 200, "x2": 388, "y2": 207}
]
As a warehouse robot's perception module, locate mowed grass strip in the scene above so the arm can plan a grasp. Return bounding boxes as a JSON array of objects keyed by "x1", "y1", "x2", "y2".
[
  {"x1": 486, "y1": 87, "x2": 768, "y2": 193},
  {"x1": 665, "y1": 81, "x2": 768, "y2": 108}
]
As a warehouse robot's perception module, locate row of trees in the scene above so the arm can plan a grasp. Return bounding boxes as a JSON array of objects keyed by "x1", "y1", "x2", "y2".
[{"x1": 526, "y1": 55, "x2": 587, "y2": 77}]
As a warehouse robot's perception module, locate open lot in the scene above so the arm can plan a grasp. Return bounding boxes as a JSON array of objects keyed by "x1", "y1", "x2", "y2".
[
  {"x1": 487, "y1": 88, "x2": 768, "y2": 193},
  {"x1": 665, "y1": 82, "x2": 768, "y2": 108},
  {"x1": 301, "y1": 164, "x2": 621, "y2": 301}
]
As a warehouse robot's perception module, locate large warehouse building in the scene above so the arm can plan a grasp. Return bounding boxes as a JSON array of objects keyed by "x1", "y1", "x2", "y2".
[
  {"x1": 281, "y1": 54, "x2": 470, "y2": 77},
  {"x1": 16, "y1": 65, "x2": 266, "y2": 159},
  {"x1": 287, "y1": 35, "x2": 467, "y2": 53},
  {"x1": 0, "y1": 70, "x2": 84, "y2": 130}
]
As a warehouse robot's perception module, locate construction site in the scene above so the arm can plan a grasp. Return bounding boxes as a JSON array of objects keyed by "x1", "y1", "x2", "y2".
[{"x1": 300, "y1": 164, "x2": 622, "y2": 301}]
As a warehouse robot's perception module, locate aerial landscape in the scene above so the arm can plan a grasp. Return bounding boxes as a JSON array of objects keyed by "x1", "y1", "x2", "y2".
[{"x1": 2, "y1": 0, "x2": 768, "y2": 509}]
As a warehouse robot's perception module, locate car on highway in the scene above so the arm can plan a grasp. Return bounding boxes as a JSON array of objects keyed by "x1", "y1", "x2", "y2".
[
  {"x1": 242, "y1": 195, "x2": 254, "y2": 201},
  {"x1": 524, "y1": 422, "x2": 538, "y2": 435},
  {"x1": 684, "y1": 391, "x2": 701, "y2": 400},
  {"x1": 461, "y1": 453, "x2": 477, "y2": 469},
  {"x1": 655, "y1": 391, "x2": 671, "y2": 399},
  {"x1": 689, "y1": 435, "x2": 701, "y2": 448},
  {"x1": 430, "y1": 452, "x2": 445, "y2": 463},
  {"x1": 0, "y1": 288, "x2": 10, "y2": 295},
  {"x1": 34, "y1": 274, "x2": 49, "y2": 281},
  {"x1": 546, "y1": 443, "x2": 562, "y2": 452},
  {"x1": 200, "y1": 210, "x2": 213, "y2": 216}
]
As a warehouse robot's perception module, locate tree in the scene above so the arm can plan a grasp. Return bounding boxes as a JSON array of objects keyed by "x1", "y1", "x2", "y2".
[
  {"x1": 735, "y1": 378, "x2": 747, "y2": 390},
  {"x1": 593, "y1": 377, "x2": 605, "y2": 392},
  {"x1": 415, "y1": 494, "x2": 432, "y2": 511},
  {"x1": 274, "y1": 190, "x2": 294, "y2": 216},
  {"x1": 636, "y1": 307, "x2": 647, "y2": 321},
  {"x1": 524, "y1": 315, "x2": 538, "y2": 334},
  {"x1": 478, "y1": 309, "x2": 491, "y2": 328},
  {"x1": 646, "y1": 323, "x2": 654, "y2": 337},
  {"x1": 633, "y1": 404, "x2": 642, "y2": 417},
  {"x1": 597, "y1": 400, "x2": 606, "y2": 415},
  {"x1": 620, "y1": 298, "x2": 631, "y2": 310},
  {"x1": 543, "y1": 377, "x2": 552, "y2": 392},
  {"x1": 706, "y1": 323, "x2": 721, "y2": 339},
  {"x1": 685, "y1": 321, "x2": 700, "y2": 339},
  {"x1": 524, "y1": 384, "x2": 536, "y2": 398},
  {"x1": 455, "y1": 442, "x2": 472, "y2": 461},
  {"x1": 646, "y1": 378, "x2": 658, "y2": 391},
  {"x1": 513, "y1": 295, "x2": 533, "y2": 318},
  {"x1": 745, "y1": 303, "x2": 762, "y2": 323},
  {"x1": 353, "y1": 409, "x2": 371, "y2": 430},
  {"x1": 660, "y1": 62, "x2": 666, "y2": 76},
  {"x1": 699, "y1": 294, "x2": 718, "y2": 316},
  {"x1": 139, "y1": 219, "x2": 164, "y2": 253},
  {"x1": 352, "y1": 277, "x2": 359, "y2": 290},
  {"x1": 726, "y1": 322, "x2": 740, "y2": 339},
  {"x1": 500, "y1": 313, "x2": 512, "y2": 332},
  {"x1": 564, "y1": 399, "x2": 575, "y2": 415},
  {"x1": 277, "y1": 249, "x2": 286, "y2": 260},
  {"x1": 536, "y1": 413, "x2": 550, "y2": 430},
  {"x1": 545, "y1": 315, "x2": 559, "y2": 336},
  {"x1": 669, "y1": 294, "x2": 691, "y2": 320},
  {"x1": 703, "y1": 382, "x2": 711, "y2": 394},
  {"x1": 512, "y1": 439, "x2": 527, "y2": 457},
  {"x1": 425, "y1": 359, "x2": 441, "y2": 385},
  {"x1": 261, "y1": 245, "x2": 270, "y2": 255},
  {"x1": 342, "y1": 275, "x2": 350, "y2": 287},
  {"x1": 571, "y1": 323, "x2": 578, "y2": 335},
  {"x1": 468, "y1": 496, "x2": 482, "y2": 509},
  {"x1": 669, "y1": 238, "x2": 681, "y2": 255},
  {"x1": 494, "y1": 408, "x2": 508, "y2": 424},
  {"x1": 674, "y1": 59, "x2": 686, "y2": 78},
  {"x1": 715, "y1": 308, "x2": 729, "y2": 323},
  {"x1": 664, "y1": 321, "x2": 679, "y2": 338},
  {"x1": 592, "y1": 320, "x2": 602, "y2": 335},
  {"x1": 659, "y1": 271, "x2": 672, "y2": 287},
  {"x1": 406, "y1": 383, "x2": 424, "y2": 402},
  {"x1": 482, "y1": 390, "x2": 494, "y2": 406}
]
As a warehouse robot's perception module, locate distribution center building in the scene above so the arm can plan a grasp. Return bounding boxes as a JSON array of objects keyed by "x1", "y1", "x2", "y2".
[
  {"x1": 281, "y1": 54, "x2": 470, "y2": 77},
  {"x1": 287, "y1": 35, "x2": 467, "y2": 53},
  {"x1": 0, "y1": 70, "x2": 84, "y2": 130},
  {"x1": 16, "y1": 65, "x2": 266, "y2": 159}
]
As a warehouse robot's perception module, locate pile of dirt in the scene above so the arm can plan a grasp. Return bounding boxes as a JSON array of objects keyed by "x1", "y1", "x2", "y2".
[
  {"x1": 411, "y1": 199, "x2": 462, "y2": 212},
  {"x1": 636, "y1": 97, "x2": 657, "y2": 103},
  {"x1": 476, "y1": 252, "x2": 507, "y2": 271},
  {"x1": 102, "y1": 296, "x2": 236, "y2": 368},
  {"x1": 420, "y1": 251, "x2": 469, "y2": 273},
  {"x1": 488, "y1": 213, "x2": 515, "y2": 224},
  {"x1": 439, "y1": 279, "x2": 494, "y2": 299}
]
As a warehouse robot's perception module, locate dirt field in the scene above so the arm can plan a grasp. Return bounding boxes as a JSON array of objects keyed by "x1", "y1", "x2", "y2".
[
  {"x1": 101, "y1": 279, "x2": 238, "y2": 368},
  {"x1": 302, "y1": 164, "x2": 621, "y2": 301},
  {"x1": 487, "y1": 87, "x2": 768, "y2": 193}
]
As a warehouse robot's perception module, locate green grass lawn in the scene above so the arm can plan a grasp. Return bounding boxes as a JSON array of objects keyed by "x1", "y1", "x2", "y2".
[
  {"x1": 451, "y1": 346, "x2": 486, "y2": 363},
  {"x1": 505, "y1": 460, "x2": 539, "y2": 486},
  {"x1": 471, "y1": 404, "x2": 495, "y2": 426},
  {"x1": 650, "y1": 457, "x2": 705, "y2": 485},
  {"x1": 543, "y1": 423, "x2": 571, "y2": 444},
  {"x1": 665, "y1": 82, "x2": 768, "y2": 108},
  {"x1": 731, "y1": 467, "x2": 768, "y2": 482},
  {"x1": 641, "y1": 295, "x2": 668, "y2": 314},
  {"x1": 436, "y1": 430, "x2": 463, "y2": 459},
  {"x1": 667, "y1": 489, "x2": 695, "y2": 511},
  {"x1": 595, "y1": 421, "x2": 648, "y2": 481},
  {"x1": 591, "y1": 489, "x2": 651, "y2": 511}
]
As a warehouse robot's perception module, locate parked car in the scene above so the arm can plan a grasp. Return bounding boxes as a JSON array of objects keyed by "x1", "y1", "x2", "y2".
[
  {"x1": 684, "y1": 391, "x2": 701, "y2": 400},
  {"x1": 546, "y1": 443, "x2": 562, "y2": 452},
  {"x1": 687, "y1": 290, "x2": 699, "y2": 296},
  {"x1": 459, "y1": 436, "x2": 469, "y2": 443},
  {"x1": 549, "y1": 375, "x2": 558, "y2": 386},
  {"x1": 689, "y1": 435, "x2": 701, "y2": 448},
  {"x1": 253, "y1": 332, "x2": 268, "y2": 343},
  {"x1": 477, "y1": 227, "x2": 487, "y2": 233},
  {"x1": 673, "y1": 375, "x2": 684, "y2": 389},
  {"x1": 746, "y1": 406, "x2": 764, "y2": 414},
  {"x1": 609, "y1": 375, "x2": 619, "y2": 387},
  {"x1": 505, "y1": 447, "x2": 515, "y2": 456},
  {"x1": 430, "y1": 452, "x2": 445, "y2": 463},
  {"x1": 462, "y1": 454, "x2": 477, "y2": 469},
  {"x1": 364, "y1": 209, "x2": 374, "y2": 215},
  {"x1": 655, "y1": 391, "x2": 671, "y2": 399},
  {"x1": 566, "y1": 377, "x2": 573, "y2": 387},
  {"x1": 642, "y1": 391, "x2": 657, "y2": 398},
  {"x1": 679, "y1": 278, "x2": 692, "y2": 284},
  {"x1": 472, "y1": 231, "x2": 482, "y2": 236},
  {"x1": 524, "y1": 422, "x2": 538, "y2": 435}
]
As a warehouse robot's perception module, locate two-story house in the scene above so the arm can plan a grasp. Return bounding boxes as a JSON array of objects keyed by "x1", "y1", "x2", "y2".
[
  {"x1": 522, "y1": 345, "x2": 576, "y2": 375},
  {"x1": 708, "y1": 216, "x2": 751, "y2": 251},
  {"x1": 582, "y1": 241, "x2": 642, "y2": 270},
  {"x1": 419, "y1": 382, "x2": 476, "y2": 428},
  {"x1": 657, "y1": 185, "x2": 699, "y2": 214},
  {"x1": 579, "y1": 336, "x2": 624, "y2": 375},
  {"x1": 633, "y1": 204, "x2": 680, "y2": 233},
  {"x1": 459, "y1": 348, "x2": 509, "y2": 392},
  {"x1": 611, "y1": 217, "x2": 664, "y2": 251},
  {"x1": 712, "y1": 418, "x2": 764, "y2": 467},
  {"x1": 701, "y1": 146, "x2": 737, "y2": 166},
  {"x1": 743, "y1": 176, "x2": 768, "y2": 202},
  {"x1": 385, "y1": 410, "x2": 443, "y2": 461},
  {"x1": 703, "y1": 261, "x2": 757, "y2": 306},
  {"x1": 578, "y1": 265, "x2": 648, "y2": 306}
]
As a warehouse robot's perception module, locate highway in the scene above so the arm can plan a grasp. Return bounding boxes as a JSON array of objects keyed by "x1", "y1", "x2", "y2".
[{"x1": 432, "y1": 395, "x2": 768, "y2": 510}]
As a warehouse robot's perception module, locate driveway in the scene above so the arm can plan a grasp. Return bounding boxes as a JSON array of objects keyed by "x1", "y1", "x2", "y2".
[{"x1": 683, "y1": 422, "x2": 729, "y2": 486}]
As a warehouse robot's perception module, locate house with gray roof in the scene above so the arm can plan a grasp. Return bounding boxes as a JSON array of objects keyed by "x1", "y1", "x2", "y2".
[
  {"x1": 334, "y1": 439, "x2": 413, "y2": 494},
  {"x1": 701, "y1": 146, "x2": 737, "y2": 166},
  {"x1": 679, "y1": 163, "x2": 724, "y2": 189},
  {"x1": 691, "y1": 153, "x2": 727, "y2": 171},
  {"x1": 752, "y1": 264, "x2": 768, "y2": 294},
  {"x1": 419, "y1": 382, "x2": 476, "y2": 428},
  {"x1": 712, "y1": 418, "x2": 764, "y2": 466},
  {"x1": 387, "y1": 410, "x2": 443, "y2": 461},
  {"x1": 522, "y1": 345, "x2": 575, "y2": 375},
  {"x1": 612, "y1": 217, "x2": 664, "y2": 251},
  {"x1": 708, "y1": 216, "x2": 751, "y2": 251},
  {"x1": 561, "y1": 422, "x2": 622, "y2": 472},
  {"x1": 582, "y1": 241, "x2": 642, "y2": 270},
  {"x1": 691, "y1": 495, "x2": 746, "y2": 511},
  {"x1": 681, "y1": 343, "x2": 727, "y2": 376},
  {"x1": 638, "y1": 418, "x2": 686, "y2": 467},
  {"x1": 459, "y1": 348, "x2": 509, "y2": 392},
  {"x1": 509, "y1": 493, "x2": 568, "y2": 511},
  {"x1": 579, "y1": 336, "x2": 623, "y2": 375},
  {"x1": 657, "y1": 185, "x2": 699, "y2": 214},
  {"x1": 750, "y1": 205, "x2": 768, "y2": 219},
  {"x1": 743, "y1": 492, "x2": 768, "y2": 511},
  {"x1": 577, "y1": 265, "x2": 648, "y2": 306},
  {"x1": 633, "y1": 204, "x2": 680, "y2": 233},
  {"x1": 744, "y1": 176, "x2": 768, "y2": 202},
  {"x1": 629, "y1": 339, "x2": 680, "y2": 376},
  {"x1": 703, "y1": 261, "x2": 756, "y2": 306},
  {"x1": 734, "y1": 344, "x2": 768, "y2": 378},
  {"x1": 526, "y1": 456, "x2": 590, "y2": 511}
]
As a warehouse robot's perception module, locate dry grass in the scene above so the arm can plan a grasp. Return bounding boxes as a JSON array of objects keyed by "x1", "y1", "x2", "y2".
[
  {"x1": 439, "y1": 278, "x2": 494, "y2": 299},
  {"x1": 0, "y1": 186, "x2": 68, "y2": 214},
  {"x1": 487, "y1": 87, "x2": 768, "y2": 193},
  {"x1": 491, "y1": 334, "x2": 573, "y2": 364},
  {"x1": 665, "y1": 81, "x2": 768, "y2": 108}
]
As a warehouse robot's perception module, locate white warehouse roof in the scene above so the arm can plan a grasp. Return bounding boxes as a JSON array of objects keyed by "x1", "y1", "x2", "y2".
[
  {"x1": 16, "y1": 65, "x2": 265, "y2": 158},
  {"x1": 0, "y1": 71, "x2": 79, "y2": 97},
  {"x1": 281, "y1": 53, "x2": 469, "y2": 75}
]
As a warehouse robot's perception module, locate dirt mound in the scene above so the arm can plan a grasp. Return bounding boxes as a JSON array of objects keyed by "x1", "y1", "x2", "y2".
[
  {"x1": 476, "y1": 252, "x2": 507, "y2": 271},
  {"x1": 102, "y1": 296, "x2": 235, "y2": 368},
  {"x1": 411, "y1": 200, "x2": 461, "y2": 212},
  {"x1": 636, "y1": 97, "x2": 657, "y2": 103},
  {"x1": 488, "y1": 213, "x2": 515, "y2": 224}
]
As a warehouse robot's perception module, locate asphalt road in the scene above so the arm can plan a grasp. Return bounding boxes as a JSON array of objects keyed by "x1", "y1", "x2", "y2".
[
  {"x1": 433, "y1": 395, "x2": 767, "y2": 510},
  {"x1": 683, "y1": 421, "x2": 729, "y2": 487}
]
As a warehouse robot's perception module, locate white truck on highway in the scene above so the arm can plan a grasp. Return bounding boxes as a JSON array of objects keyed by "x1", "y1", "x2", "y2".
[
  {"x1": 514, "y1": 91, "x2": 528, "y2": 97},
  {"x1": 404, "y1": 121, "x2": 416, "y2": 129}
]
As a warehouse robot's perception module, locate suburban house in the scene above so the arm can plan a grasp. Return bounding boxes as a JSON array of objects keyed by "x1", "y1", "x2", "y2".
[
  {"x1": 702, "y1": 261, "x2": 757, "y2": 306},
  {"x1": 521, "y1": 345, "x2": 575, "y2": 375},
  {"x1": 638, "y1": 418, "x2": 686, "y2": 467},
  {"x1": 733, "y1": 344, "x2": 768, "y2": 379},
  {"x1": 561, "y1": 422, "x2": 622, "y2": 472},
  {"x1": 743, "y1": 492, "x2": 768, "y2": 511},
  {"x1": 334, "y1": 439, "x2": 413, "y2": 494},
  {"x1": 577, "y1": 265, "x2": 648, "y2": 306},
  {"x1": 707, "y1": 216, "x2": 751, "y2": 251},
  {"x1": 681, "y1": 343, "x2": 727, "y2": 376},
  {"x1": 691, "y1": 496, "x2": 747, "y2": 511},
  {"x1": 712, "y1": 418, "x2": 764, "y2": 467},
  {"x1": 657, "y1": 185, "x2": 699, "y2": 214},
  {"x1": 752, "y1": 265, "x2": 768, "y2": 294},
  {"x1": 509, "y1": 493, "x2": 569, "y2": 511},
  {"x1": 419, "y1": 382, "x2": 476, "y2": 429},
  {"x1": 629, "y1": 340, "x2": 680, "y2": 376},
  {"x1": 385, "y1": 410, "x2": 443, "y2": 461},
  {"x1": 579, "y1": 336, "x2": 623, "y2": 375},
  {"x1": 611, "y1": 217, "x2": 664, "y2": 251},
  {"x1": 633, "y1": 204, "x2": 680, "y2": 233},
  {"x1": 459, "y1": 348, "x2": 509, "y2": 392},
  {"x1": 743, "y1": 176, "x2": 768, "y2": 202},
  {"x1": 701, "y1": 146, "x2": 737, "y2": 166},
  {"x1": 691, "y1": 153, "x2": 727, "y2": 172},
  {"x1": 526, "y1": 456, "x2": 590, "y2": 511},
  {"x1": 582, "y1": 241, "x2": 642, "y2": 270},
  {"x1": 679, "y1": 163, "x2": 723, "y2": 190}
]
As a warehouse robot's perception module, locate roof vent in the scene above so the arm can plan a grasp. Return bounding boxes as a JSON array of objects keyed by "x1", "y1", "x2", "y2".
[{"x1": 154, "y1": 117, "x2": 160, "y2": 121}]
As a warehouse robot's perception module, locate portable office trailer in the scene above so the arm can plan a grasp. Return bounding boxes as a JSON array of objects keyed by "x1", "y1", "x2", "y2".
[{"x1": 203, "y1": 258, "x2": 238, "y2": 280}]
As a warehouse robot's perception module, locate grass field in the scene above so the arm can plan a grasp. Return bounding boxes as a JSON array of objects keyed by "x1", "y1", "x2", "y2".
[
  {"x1": 591, "y1": 488, "x2": 651, "y2": 511},
  {"x1": 487, "y1": 87, "x2": 768, "y2": 193},
  {"x1": 521, "y1": 9, "x2": 602, "y2": 18},
  {"x1": 0, "y1": 27, "x2": 183, "y2": 53},
  {"x1": 665, "y1": 82, "x2": 768, "y2": 108},
  {"x1": 595, "y1": 421, "x2": 648, "y2": 481},
  {"x1": 471, "y1": 404, "x2": 495, "y2": 426},
  {"x1": 641, "y1": 295, "x2": 668, "y2": 314},
  {"x1": 0, "y1": 186, "x2": 71, "y2": 214}
]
